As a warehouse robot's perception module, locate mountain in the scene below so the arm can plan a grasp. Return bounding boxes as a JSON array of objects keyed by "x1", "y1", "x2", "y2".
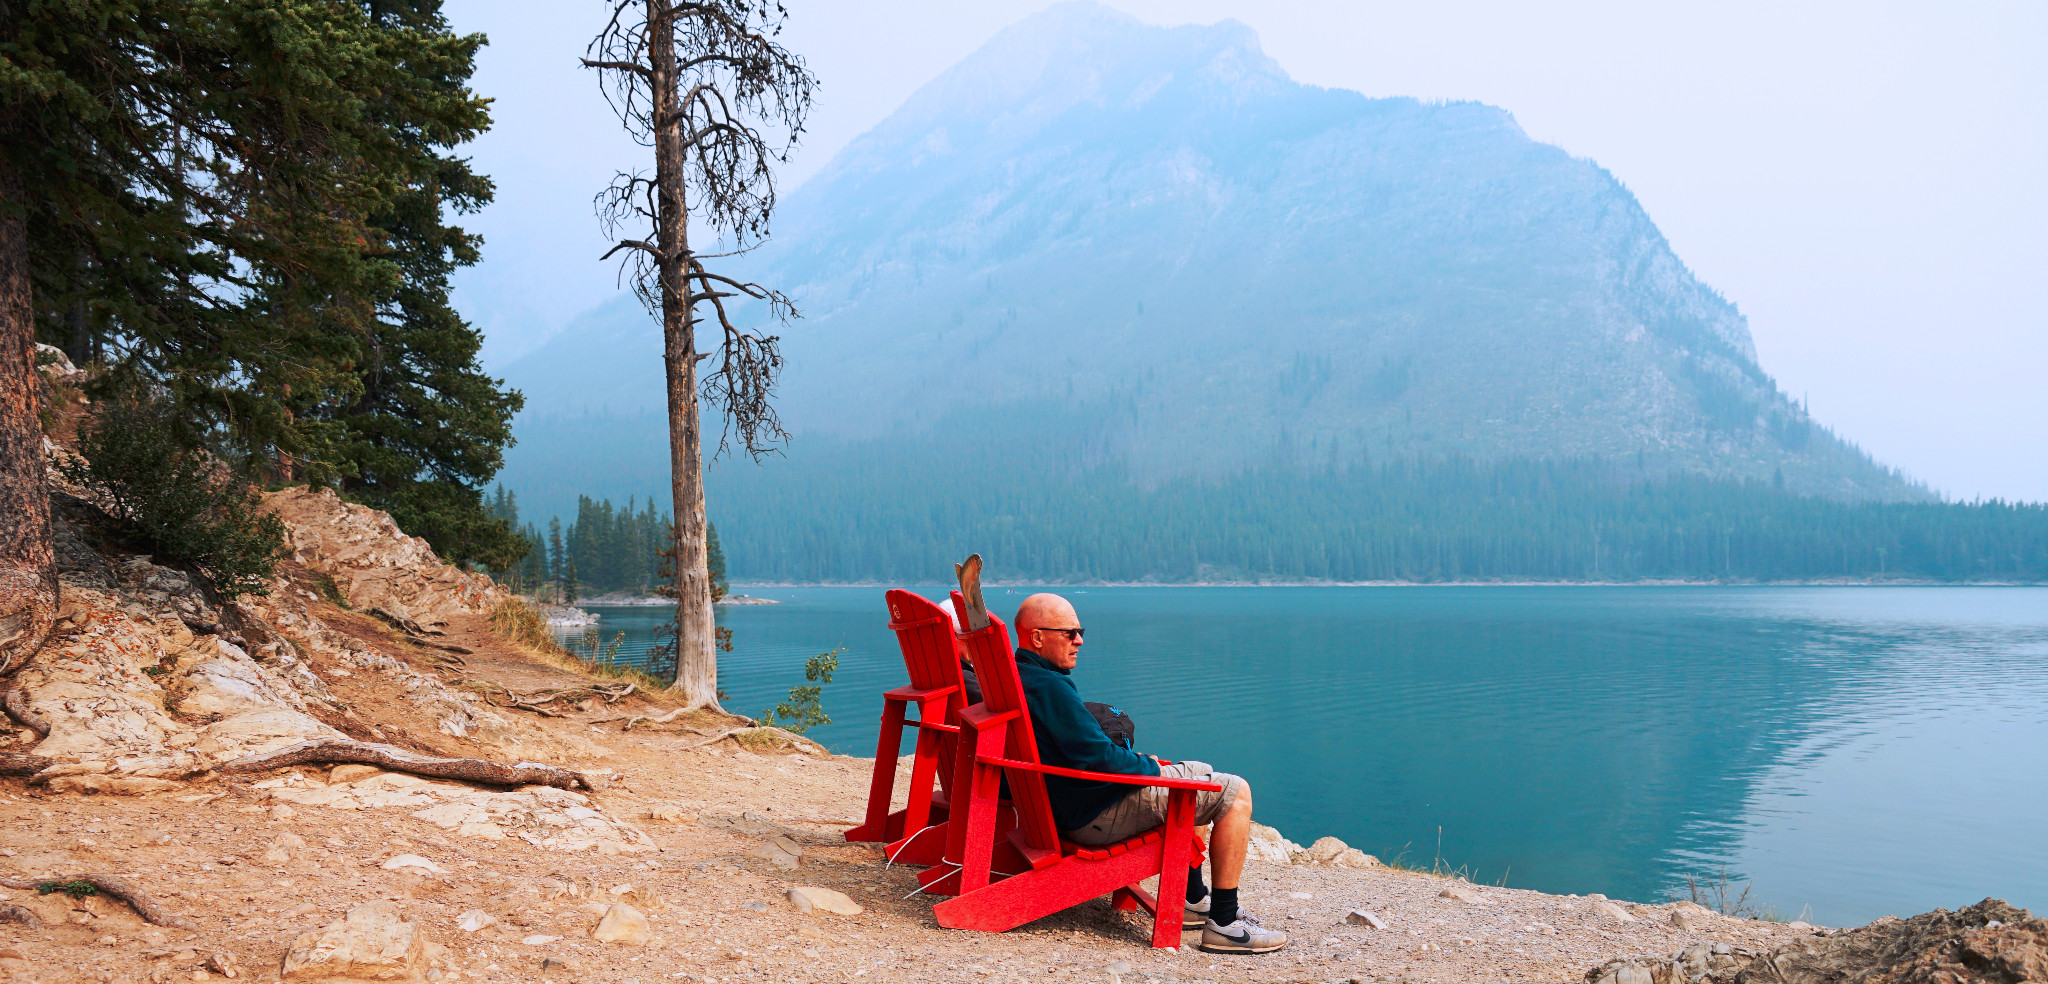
[{"x1": 496, "y1": 3, "x2": 1925, "y2": 575}]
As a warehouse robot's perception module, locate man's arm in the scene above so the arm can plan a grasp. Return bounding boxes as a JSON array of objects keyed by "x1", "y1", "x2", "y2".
[{"x1": 1036, "y1": 678, "x2": 1160, "y2": 778}]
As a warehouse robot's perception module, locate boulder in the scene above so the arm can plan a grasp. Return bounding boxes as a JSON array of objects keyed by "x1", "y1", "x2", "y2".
[
  {"x1": 282, "y1": 901, "x2": 425, "y2": 980},
  {"x1": 591, "y1": 903, "x2": 652, "y2": 945},
  {"x1": 1588, "y1": 899, "x2": 2046, "y2": 984},
  {"x1": 1245, "y1": 822, "x2": 1305, "y2": 865},
  {"x1": 1440, "y1": 886, "x2": 1486, "y2": 904},
  {"x1": 786, "y1": 886, "x2": 862, "y2": 916},
  {"x1": 263, "y1": 487, "x2": 504, "y2": 630}
]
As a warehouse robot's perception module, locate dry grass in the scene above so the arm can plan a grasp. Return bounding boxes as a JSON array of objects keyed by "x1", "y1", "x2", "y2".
[{"x1": 485, "y1": 598, "x2": 677, "y2": 700}]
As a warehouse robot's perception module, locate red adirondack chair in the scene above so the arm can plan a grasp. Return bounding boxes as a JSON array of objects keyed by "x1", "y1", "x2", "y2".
[
  {"x1": 844, "y1": 589, "x2": 971, "y2": 868},
  {"x1": 934, "y1": 591, "x2": 1221, "y2": 950}
]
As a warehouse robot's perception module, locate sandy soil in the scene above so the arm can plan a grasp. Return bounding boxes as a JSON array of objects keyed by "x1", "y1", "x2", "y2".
[{"x1": 1, "y1": 604, "x2": 1826, "y2": 984}]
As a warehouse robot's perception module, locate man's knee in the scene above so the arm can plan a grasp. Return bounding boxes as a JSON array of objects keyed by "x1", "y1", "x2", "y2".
[{"x1": 1226, "y1": 777, "x2": 1253, "y2": 816}]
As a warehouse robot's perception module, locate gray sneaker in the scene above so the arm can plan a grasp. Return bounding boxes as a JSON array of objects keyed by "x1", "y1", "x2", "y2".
[
  {"x1": 1199, "y1": 912, "x2": 1289, "y2": 954},
  {"x1": 1181, "y1": 893, "x2": 1210, "y2": 930}
]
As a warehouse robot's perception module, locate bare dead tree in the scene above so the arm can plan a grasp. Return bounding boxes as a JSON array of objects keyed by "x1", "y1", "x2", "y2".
[{"x1": 585, "y1": 1, "x2": 816, "y2": 707}]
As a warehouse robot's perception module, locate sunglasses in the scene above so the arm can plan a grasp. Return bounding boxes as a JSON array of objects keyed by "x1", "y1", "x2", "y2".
[{"x1": 1034, "y1": 626, "x2": 1085, "y2": 641}]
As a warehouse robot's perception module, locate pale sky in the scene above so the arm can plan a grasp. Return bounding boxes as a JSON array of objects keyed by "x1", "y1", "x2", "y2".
[{"x1": 444, "y1": 1, "x2": 2047, "y2": 504}]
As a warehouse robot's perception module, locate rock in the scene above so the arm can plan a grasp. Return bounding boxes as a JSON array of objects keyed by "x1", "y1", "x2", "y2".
[
  {"x1": 1245, "y1": 822, "x2": 1305, "y2": 865},
  {"x1": 1786, "y1": 920, "x2": 1815, "y2": 931},
  {"x1": 521, "y1": 935, "x2": 562, "y2": 946},
  {"x1": 1584, "y1": 959, "x2": 1658, "y2": 984},
  {"x1": 590, "y1": 903, "x2": 651, "y2": 945},
  {"x1": 1439, "y1": 886, "x2": 1484, "y2": 904},
  {"x1": 749, "y1": 838, "x2": 801, "y2": 869},
  {"x1": 1305, "y1": 836, "x2": 1350, "y2": 863},
  {"x1": 1672, "y1": 909, "x2": 1702, "y2": 931},
  {"x1": 786, "y1": 886, "x2": 862, "y2": 916},
  {"x1": 1331, "y1": 847, "x2": 1379, "y2": 868},
  {"x1": 330, "y1": 764, "x2": 384, "y2": 784},
  {"x1": 282, "y1": 901, "x2": 425, "y2": 980},
  {"x1": 285, "y1": 903, "x2": 319, "y2": 918},
  {"x1": 456, "y1": 909, "x2": 496, "y2": 933},
  {"x1": 380, "y1": 854, "x2": 446, "y2": 875},
  {"x1": 269, "y1": 805, "x2": 297, "y2": 820},
  {"x1": 1345, "y1": 909, "x2": 1389, "y2": 930},
  {"x1": 1106, "y1": 960, "x2": 1132, "y2": 975},
  {"x1": 1529, "y1": 922, "x2": 1559, "y2": 935},
  {"x1": 262, "y1": 833, "x2": 307, "y2": 865},
  {"x1": 1591, "y1": 901, "x2": 1637, "y2": 922},
  {"x1": 202, "y1": 950, "x2": 239, "y2": 979},
  {"x1": 263, "y1": 487, "x2": 505, "y2": 630}
]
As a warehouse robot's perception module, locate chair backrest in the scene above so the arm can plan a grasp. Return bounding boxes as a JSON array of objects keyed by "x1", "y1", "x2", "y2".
[
  {"x1": 884, "y1": 589, "x2": 967, "y2": 697},
  {"x1": 952, "y1": 591, "x2": 1063, "y2": 852}
]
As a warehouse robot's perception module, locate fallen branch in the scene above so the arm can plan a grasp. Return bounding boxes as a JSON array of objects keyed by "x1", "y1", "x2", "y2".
[
  {"x1": 0, "y1": 754, "x2": 50, "y2": 776},
  {"x1": 3, "y1": 689, "x2": 48, "y2": 737},
  {"x1": 0, "y1": 903, "x2": 41, "y2": 929},
  {"x1": 0, "y1": 873, "x2": 196, "y2": 929},
  {"x1": 219, "y1": 738, "x2": 592, "y2": 791}
]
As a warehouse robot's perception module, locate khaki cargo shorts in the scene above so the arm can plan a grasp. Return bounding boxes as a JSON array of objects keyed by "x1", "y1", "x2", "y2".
[{"x1": 1063, "y1": 760, "x2": 1246, "y2": 847}]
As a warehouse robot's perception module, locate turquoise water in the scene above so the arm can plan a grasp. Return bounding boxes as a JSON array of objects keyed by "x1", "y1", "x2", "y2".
[{"x1": 565, "y1": 587, "x2": 2048, "y2": 926}]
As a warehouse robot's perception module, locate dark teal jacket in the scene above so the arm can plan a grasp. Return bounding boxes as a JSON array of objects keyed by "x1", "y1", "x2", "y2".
[{"x1": 1015, "y1": 648, "x2": 1160, "y2": 831}]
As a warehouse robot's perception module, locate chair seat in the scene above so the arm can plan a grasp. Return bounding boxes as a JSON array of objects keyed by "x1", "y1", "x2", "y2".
[{"x1": 1061, "y1": 828, "x2": 1163, "y2": 861}]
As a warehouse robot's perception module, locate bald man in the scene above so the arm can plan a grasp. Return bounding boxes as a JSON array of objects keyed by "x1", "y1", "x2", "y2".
[{"x1": 1010, "y1": 593, "x2": 1288, "y2": 954}]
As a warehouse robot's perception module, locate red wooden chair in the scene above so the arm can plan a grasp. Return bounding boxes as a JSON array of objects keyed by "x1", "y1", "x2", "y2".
[
  {"x1": 844, "y1": 589, "x2": 971, "y2": 868},
  {"x1": 933, "y1": 590, "x2": 1221, "y2": 950}
]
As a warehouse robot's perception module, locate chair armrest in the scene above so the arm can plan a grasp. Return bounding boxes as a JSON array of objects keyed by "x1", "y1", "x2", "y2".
[
  {"x1": 977, "y1": 755, "x2": 1223, "y2": 792},
  {"x1": 883, "y1": 684, "x2": 959, "y2": 702},
  {"x1": 958, "y1": 706, "x2": 1021, "y2": 730}
]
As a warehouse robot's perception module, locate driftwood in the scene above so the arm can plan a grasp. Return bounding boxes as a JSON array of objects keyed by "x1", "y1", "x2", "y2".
[
  {"x1": 0, "y1": 754, "x2": 50, "y2": 776},
  {"x1": 219, "y1": 738, "x2": 592, "y2": 791},
  {"x1": 2, "y1": 689, "x2": 48, "y2": 737},
  {"x1": 0, "y1": 873, "x2": 196, "y2": 929}
]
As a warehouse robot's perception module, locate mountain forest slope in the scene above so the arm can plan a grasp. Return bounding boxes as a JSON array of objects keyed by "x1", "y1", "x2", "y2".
[{"x1": 497, "y1": 3, "x2": 1947, "y2": 581}]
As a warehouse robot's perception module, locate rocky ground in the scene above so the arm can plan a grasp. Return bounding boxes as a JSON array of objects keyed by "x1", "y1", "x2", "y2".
[{"x1": 0, "y1": 480, "x2": 1946, "y2": 984}]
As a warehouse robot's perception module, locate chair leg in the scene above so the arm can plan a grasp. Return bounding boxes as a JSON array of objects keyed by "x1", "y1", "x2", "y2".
[
  {"x1": 1151, "y1": 790, "x2": 1196, "y2": 950},
  {"x1": 846, "y1": 699, "x2": 907, "y2": 842},
  {"x1": 954, "y1": 725, "x2": 1009, "y2": 896}
]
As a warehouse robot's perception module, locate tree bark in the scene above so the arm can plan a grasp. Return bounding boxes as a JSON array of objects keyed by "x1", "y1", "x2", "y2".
[
  {"x1": 649, "y1": 0, "x2": 720, "y2": 708},
  {"x1": 0, "y1": 873, "x2": 196, "y2": 929},
  {"x1": 0, "y1": 158, "x2": 58, "y2": 676}
]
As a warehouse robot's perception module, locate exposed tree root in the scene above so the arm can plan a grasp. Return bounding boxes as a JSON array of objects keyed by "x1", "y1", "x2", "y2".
[
  {"x1": 0, "y1": 873, "x2": 196, "y2": 929},
  {"x1": 2, "y1": 688, "x2": 47, "y2": 737},
  {"x1": 0, "y1": 753, "x2": 49, "y2": 776},
  {"x1": 219, "y1": 737, "x2": 592, "y2": 791},
  {"x1": 682, "y1": 725, "x2": 825, "y2": 754},
  {"x1": 480, "y1": 681, "x2": 636, "y2": 717}
]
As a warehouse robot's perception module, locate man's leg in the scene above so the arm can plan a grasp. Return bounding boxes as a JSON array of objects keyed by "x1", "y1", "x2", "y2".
[{"x1": 1209, "y1": 782, "x2": 1253, "y2": 892}]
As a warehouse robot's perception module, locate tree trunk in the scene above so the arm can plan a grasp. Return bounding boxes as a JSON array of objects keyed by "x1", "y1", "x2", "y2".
[
  {"x1": 0, "y1": 158, "x2": 58, "y2": 676},
  {"x1": 649, "y1": 0, "x2": 719, "y2": 708}
]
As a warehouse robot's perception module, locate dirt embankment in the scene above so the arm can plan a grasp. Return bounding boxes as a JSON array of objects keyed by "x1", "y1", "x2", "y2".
[{"x1": 1, "y1": 483, "x2": 1991, "y2": 984}]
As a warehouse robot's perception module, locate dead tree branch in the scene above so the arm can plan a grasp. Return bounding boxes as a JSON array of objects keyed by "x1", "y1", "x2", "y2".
[
  {"x1": 0, "y1": 754, "x2": 49, "y2": 776},
  {"x1": 218, "y1": 738, "x2": 593, "y2": 791}
]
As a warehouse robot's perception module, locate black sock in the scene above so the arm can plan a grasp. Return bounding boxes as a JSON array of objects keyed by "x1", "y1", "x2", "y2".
[
  {"x1": 1185, "y1": 866, "x2": 1208, "y2": 904},
  {"x1": 1210, "y1": 887, "x2": 1239, "y2": 926}
]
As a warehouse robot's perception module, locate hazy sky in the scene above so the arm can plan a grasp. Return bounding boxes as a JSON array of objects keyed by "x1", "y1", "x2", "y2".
[{"x1": 444, "y1": 1, "x2": 2046, "y2": 503}]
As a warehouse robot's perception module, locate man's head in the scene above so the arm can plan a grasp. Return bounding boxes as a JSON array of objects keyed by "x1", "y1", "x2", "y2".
[{"x1": 1014, "y1": 593, "x2": 1084, "y2": 670}]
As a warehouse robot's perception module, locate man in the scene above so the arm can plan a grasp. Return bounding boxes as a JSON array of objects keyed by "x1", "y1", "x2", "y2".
[{"x1": 1010, "y1": 592, "x2": 1288, "y2": 954}]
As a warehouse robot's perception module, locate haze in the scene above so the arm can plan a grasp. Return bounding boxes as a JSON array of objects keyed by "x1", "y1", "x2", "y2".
[{"x1": 444, "y1": 0, "x2": 2047, "y2": 504}]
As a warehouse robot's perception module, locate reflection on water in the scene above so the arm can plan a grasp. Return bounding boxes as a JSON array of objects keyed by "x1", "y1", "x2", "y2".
[{"x1": 567, "y1": 587, "x2": 2048, "y2": 925}]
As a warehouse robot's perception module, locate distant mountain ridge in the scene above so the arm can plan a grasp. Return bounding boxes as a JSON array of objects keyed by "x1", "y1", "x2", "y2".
[{"x1": 499, "y1": 1, "x2": 1919, "y2": 530}]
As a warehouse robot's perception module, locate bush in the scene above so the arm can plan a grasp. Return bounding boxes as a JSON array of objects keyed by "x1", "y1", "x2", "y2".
[
  {"x1": 758, "y1": 648, "x2": 842, "y2": 734},
  {"x1": 62, "y1": 394, "x2": 286, "y2": 597}
]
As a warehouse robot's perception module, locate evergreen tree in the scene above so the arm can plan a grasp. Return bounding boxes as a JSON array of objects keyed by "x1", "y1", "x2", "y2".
[{"x1": 4, "y1": 0, "x2": 502, "y2": 666}]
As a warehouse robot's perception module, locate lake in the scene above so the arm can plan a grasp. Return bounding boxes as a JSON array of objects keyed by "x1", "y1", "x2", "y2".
[{"x1": 560, "y1": 586, "x2": 2048, "y2": 926}]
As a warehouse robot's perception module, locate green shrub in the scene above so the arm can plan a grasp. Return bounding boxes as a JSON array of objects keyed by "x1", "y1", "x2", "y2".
[
  {"x1": 758, "y1": 648, "x2": 842, "y2": 734},
  {"x1": 62, "y1": 394, "x2": 285, "y2": 597}
]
